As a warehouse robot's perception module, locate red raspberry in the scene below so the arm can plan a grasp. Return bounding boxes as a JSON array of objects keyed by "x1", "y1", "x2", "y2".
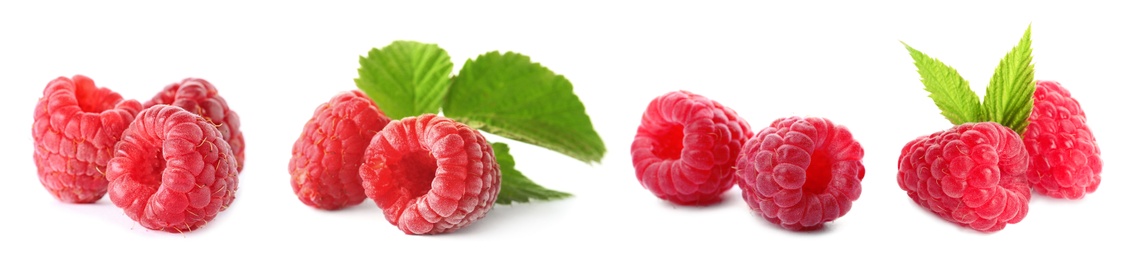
[
  {"x1": 631, "y1": 90, "x2": 753, "y2": 205},
  {"x1": 105, "y1": 105, "x2": 239, "y2": 233},
  {"x1": 32, "y1": 75, "x2": 142, "y2": 203},
  {"x1": 289, "y1": 90, "x2": 391, "y2": 210},
  {"x1": 145, "y1": 78, "x2": 244, "y2": 172},
  {"x1": 1023, "y1": 80, "x2": 1102, "y2": 199},
  {"x1": 897, "y1": 122, "x2": 1031, "y2": 232},
  {"x1": 735, "y1": 117, "x2": 865, "y2": 231},
  {"x1": 359, "y1": 114, "x2": 500, "y2": 235}
]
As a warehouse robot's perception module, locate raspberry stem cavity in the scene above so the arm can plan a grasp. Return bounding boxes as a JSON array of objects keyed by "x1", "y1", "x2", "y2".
[
  {"x1": 804, "y1": 150, "x2": 832, "y2": 194},
  {"x1": 653, "y1": 124, "x2": 684, "y2": 160},
  {"x1": 394, "y1": 151, "x2": 439, "y2": 199}
]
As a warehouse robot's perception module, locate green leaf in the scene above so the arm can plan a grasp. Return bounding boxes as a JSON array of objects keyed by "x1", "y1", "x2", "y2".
[
  {"x1": 902, "y1": 41, "x2": 982, "y2": 125},
  {"x1": 492, "y1": 142, "x2": 571, "y2": 205},
  {"x1": 982, "y1": 25, "x2": 1036, "y2": 135},
  {"x1": 444, "y1": 51, "x2": 606, "y2": 163},
  {"x1": 355, "y1": 41, "x2": 454, "y2": 119}
]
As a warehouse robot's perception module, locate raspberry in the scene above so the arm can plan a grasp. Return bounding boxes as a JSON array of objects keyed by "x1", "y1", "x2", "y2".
[
  {"x1": 145, "y1": 78, "x2": 244, "y2": 172},
  {"x1": 32, "y1": 75, "x2": 142, "y2": 203},
  {"x1": 105, "y1": 105, "x2": 239, "y2": 232},
  {"x1": 1023, "y1": 80, "x2": 1102, "y2": 199},
  {"x1": 289, "y1": 90, "x2": 391, "y2": 210},
  {"x1": 897, "y1": 122, "x2": 1031, "y2": 232},
  {"x1": 359, "y1": 114, "x2": 500, "y2": 234},
  {"x1": 631, "y1": 90, "x2": 753, "y2": 205},
  {"x1": 735, "y1": 117, "x2": 865, "y2": 231}
]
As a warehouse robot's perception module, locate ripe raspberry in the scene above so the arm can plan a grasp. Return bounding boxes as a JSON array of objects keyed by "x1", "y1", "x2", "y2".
[
  {"x1": 32, "y1": 75, "x2": 142, "y2": 203},
  {"x1": 1023, "y1": 80, "x2": 1102, "y2": 199},
  {"x1": 359, "y1": 114, "x2": 500, "y2": 235},
  {"x1": 105, "y1": 105, "x2": 239, "y2": 232},
  {"x1": 735, "y1": 117, "x2": 865, "y2": 231},
  {"x1": 145, "y1": 78, "x2": 244, "y2": 172},
  {"x1": 897, "y1": 122, "x2": 1031, "y2": 232},
  {"x1": 289, "y1": 90, "x2": 391, "y2": 210},
  {"x1": 631, "y1": 90, "x2": 753, "y2": 205}
]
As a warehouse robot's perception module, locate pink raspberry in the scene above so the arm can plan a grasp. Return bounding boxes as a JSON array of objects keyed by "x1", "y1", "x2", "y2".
[
  {"x1": 897, "y1": 122, "x2": 1031, "y2": 232},
  {"x1": 631, "y1": 90, "x2": 753, "y2": 206},
  {"x1": 145, "y1": 78, "x2": 244, "y2": 172},
  {"x1": 1023, "y1": 80, "x2": 1102, "y2": 199},
  {"x1": 735, "y1": 117, "x2": 865, "y2": 231},
  {"x1": 359, "y1": 114, "x2": 500, "y2": 235},
  {"x1": 290, "y1": 90, "x2": 391, "y2": 210},
  {"x1": 105, "y1": 105, "x2": 239, "y2": 232},
  {"x1": 32, "y1": 75, "x2": 142, "y2": 203}
]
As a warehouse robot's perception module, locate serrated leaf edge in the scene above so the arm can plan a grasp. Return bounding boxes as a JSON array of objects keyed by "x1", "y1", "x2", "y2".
[
  {"x1": 446, "y1": 51, "x2": 606, "y2": 164},
  {"x1": 901, "y1": 41, "x2": 983, "y2": 125},
  {"x1": 982, "y1": 25, "x2": 1035, "y2": 136},
  {"x1": 354, "y1": 40, "x2": 453, "y2": 119}
]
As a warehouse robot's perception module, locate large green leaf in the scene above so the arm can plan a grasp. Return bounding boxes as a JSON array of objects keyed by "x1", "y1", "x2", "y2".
[
  {"x1": 445, "y1": 51, "x2": 605, "y2": 163},
  {"x1": 355, "y1": 41, "x2": 453, "y2": 119}
]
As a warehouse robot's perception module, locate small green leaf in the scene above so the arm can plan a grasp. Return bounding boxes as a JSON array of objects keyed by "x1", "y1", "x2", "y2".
[
  {"x1": 492, "y1": 142, "x2": 571, "y2": 205},
  {"x1": 983, "y1": 25, "x2": 1036, "y2": 135},
  {"x1": 444, "y1": 51, "x2": 606, "y2": 163},
  {"x1": 902, "y1": 41, "x2": 982, "y2": 125},
  {"x1": 355, "y1": 41, "x2": 454, "y2": 119}
]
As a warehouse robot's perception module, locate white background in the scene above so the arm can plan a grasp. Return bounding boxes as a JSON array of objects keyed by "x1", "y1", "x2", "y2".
[{"x1": 1, "y1": 1, "x2": 1125, "y2": 259}]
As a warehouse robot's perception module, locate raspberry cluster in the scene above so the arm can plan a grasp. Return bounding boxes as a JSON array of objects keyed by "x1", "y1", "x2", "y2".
[
  {"x1": 894, "y1": 80, "x2": 1102, "y2": 233},
  {"x1": 32, "y1": 75, "x2": 242, "y2": 233},
  {"x1": 631, "y1": 91, "x2": 866, "y2": 231},
  {"x1": 896, "y1": 28, "x2": 1103, "y2": 233},
  {"x1": 287, "y1": 92, "x2": 501, "y2": 235}
]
